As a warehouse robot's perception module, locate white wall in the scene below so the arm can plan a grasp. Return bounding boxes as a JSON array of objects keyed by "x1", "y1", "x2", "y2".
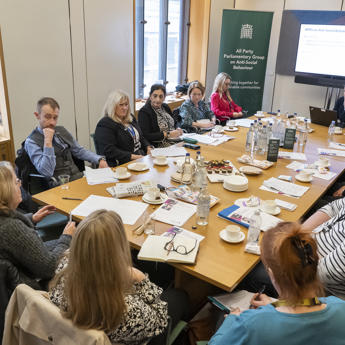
[
  {"x1": 206, "y1": 0, "x2": 344, "y2": 116},
  {"x1": 0, "y1": 0, "x2": 134, "y2": 151}
]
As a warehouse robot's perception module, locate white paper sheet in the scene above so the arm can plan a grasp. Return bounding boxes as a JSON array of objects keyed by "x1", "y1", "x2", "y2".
[
  {"x1": 84, "y1": 167, "x2": 118, "y2": 185},
  {"x1": 232, "y1": 118, "x2": 253, "y2": 128},
  {"x1": 329, "y1": 142, "x2": 345, "y2": 150},
  {"x1": 181, "y1": 133, "x2": 234, "y2": 146},
  {"x1": 278, "y1": 152, "x2": 306, "y2": 161},
  {"x1": 151, "y1": 198, "x2": 197, "y2": 226},
  {"x1": 318, "y1": 148, "x2": 345, "y2": 157},
  {"x1": 71, "y1": 195, "x2": 148, "y2": 225},
  {"x1": 286, "y1": 161, "x2": 337, "y2": 181},
  {"x1": 151, "y1": 146, "x2": 187, "y2": 157},
  {"x1": 263, "y1": 177, "x2": 309, "y2": 198}
]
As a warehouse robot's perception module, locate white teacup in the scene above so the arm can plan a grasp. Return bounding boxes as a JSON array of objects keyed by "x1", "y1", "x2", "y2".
[
  {"x1": 225, "y1": 225, "x2": 241, "y2": 241},
  {"x1": 147, "y1": 187, "x2": 161, "y2": 201},
  {"x1": 298, "y1": 170, "x2": 314, "y2": 180},
  {"x1": 262, "y1": 200, "x2": 277, "y2": 213},
  {"x1": 156, "y1": 155, "x2": 167, "y2": 164},
  {"x1": 317, "y1": 157, "x2": 329, "y2": 168},
  {"x1": 116, "y1": 167, "x2": 128, "y2": 177},
  {"x1": 227, "y1": 120, "x2": 236, "y2": 127}
]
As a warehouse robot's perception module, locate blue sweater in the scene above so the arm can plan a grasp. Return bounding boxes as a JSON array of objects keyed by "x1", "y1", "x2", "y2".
[{"x1": 209, "y1": 296, "x2": 345, "y2": 345}]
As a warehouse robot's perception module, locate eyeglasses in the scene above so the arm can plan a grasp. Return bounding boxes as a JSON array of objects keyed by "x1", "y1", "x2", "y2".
[{"x1": 164, "y1": 233, "x2": 197, "y2": 256}]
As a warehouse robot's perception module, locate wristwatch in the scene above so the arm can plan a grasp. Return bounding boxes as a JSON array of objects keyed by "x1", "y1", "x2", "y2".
[{"x1": 98, "y1": 157, "x2": 106, "y2": 163}]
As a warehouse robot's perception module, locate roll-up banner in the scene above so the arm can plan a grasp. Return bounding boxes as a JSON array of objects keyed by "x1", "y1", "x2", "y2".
[{"x1": 218, "y1": 10, "x2": 273, "y2": 116}]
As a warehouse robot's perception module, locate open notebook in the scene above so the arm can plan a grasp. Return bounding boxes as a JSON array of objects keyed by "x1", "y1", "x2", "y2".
[{"x1": 138, "y1": 234, "x2": 199, "y2": 264}]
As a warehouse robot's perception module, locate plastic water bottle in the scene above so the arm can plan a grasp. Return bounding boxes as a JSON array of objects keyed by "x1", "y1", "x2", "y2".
[
  {"x1": 258, "y1": 125, "x2": 268, "y2": 155},
  {"x1": 267, "y1": 123, "x2": 273, "y2": 145},
  {"x1": 277, "y1": 120, "x2": 285, "y2": 146},
  {"x1": 277, "y1": 109, "x2": 281, "y2": 117},
  {"x1": 247, "y1": 210, "x2": 261, "y2": 244},
  {"x1": 182, "y1": 153, "x2": 193, "y2": 175},
  {"x1": 245, "y1": 124, "x2": 254, "y2": 152},
  {"x1": 253, "y1": 120, "x2": 258, "y2": 149},
  {"x1": 196, "y1": 186, "x2": 211, "y2": 226},
  {"x1": 328, "y1": 121, "x2": 335, "y2": 145}
]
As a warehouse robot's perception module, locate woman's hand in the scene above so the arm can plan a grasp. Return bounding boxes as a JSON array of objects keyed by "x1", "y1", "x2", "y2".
[
  {"x1": 63, "y1": 221, "x2": 76, "y2": 237},
  {"x1": 146, "y1": 146, "x2": 153, "y2": 155},
  {"x1": 130, "y1": 267, "x2": 146, "y2": 283},
  {"x1": 197, "y1": 122, "x2": 214, "y2": 128},
  {"x1": 249, "y1": 293, "x2": 272, "y2": 309},
  {"x1": 32, "y1": 205, "x2": 56, "y2": 224},
  {"x1": 98, "y1": 159, "x2": 109, "y2": 169},
  {"x1": 131, "y1": 154, "x2": 144, "y2": 160},
  {"x1": 168, "y1": 129, "x2": 183, "y2": 138},
  {"x1": 232, "y1": 112, "x2": 242, "y2": 118},
  {"x1": 333, "y1": 185, "x2": 345, "y2": 197}
]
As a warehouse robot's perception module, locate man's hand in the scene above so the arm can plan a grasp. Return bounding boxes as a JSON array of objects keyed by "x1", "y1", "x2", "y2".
[
  {"x1": 63, "y1": 221, "x2": 76, "y2": 236},
  {"x1": 333, "y1": 185, "x2": 345, "y2": 197},
  {"x1": 198, "y1": 122, "x2": 214, "y2": 128},
  {"x1": 32, "y1": 205, "x2": 56, "y2": 224},
  {"x1": 43, "y1": 128, "x2": 55, "y2": 147},
  {"x1": 232, "y1": 112, "x2": 242, "y2": 118},
  {"x1": 98, "y1": 159, "x2": 108, "y2": 169}
]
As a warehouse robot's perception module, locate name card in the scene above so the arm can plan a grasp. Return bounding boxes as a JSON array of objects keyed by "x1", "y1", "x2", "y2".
[
  {"x1": 283, "y1": 128, "x2": 296, "y2": 149},
  {"x1": 267, "y1": 139, "x2": 280, "y2": 162}
]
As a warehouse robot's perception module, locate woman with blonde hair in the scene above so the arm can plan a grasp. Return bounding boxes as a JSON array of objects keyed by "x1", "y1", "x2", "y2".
[
  {"x1": 49, "y1": 209, "x2": 188, "y2": 345},
  {"x1": 179, "y1": 81, "x2": 215, "y2": 132},
  {"x1": 209, "y1": 222, "x2": 345, "y2": 345},
  {"x1": 210, "y1": 72, "x2": 242, "y2": 125},
  {"x1": 95, "y1": 90, "x2": 152, "y2": 166},
  {"x1": 0, "y1": 161, "x2": 75, "y2": 289}
]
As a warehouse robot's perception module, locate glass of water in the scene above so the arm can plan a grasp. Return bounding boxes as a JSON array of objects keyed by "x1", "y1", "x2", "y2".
[
  {"x1": 144, "y1": 217, "x2": 155, "y2": 235},
  {"x1": 58, "y1": 174, "x2": 70, "y2": 189}
]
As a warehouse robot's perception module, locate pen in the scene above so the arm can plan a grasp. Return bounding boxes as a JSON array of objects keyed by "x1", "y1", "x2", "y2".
[
  {"x1": 69, "y1": 213, "x2": 72, "y2": 222},
  {"x1": 249, "y1": 285, "x2": 266, "y2": 309},
  {"x1": 62, "y1": 197, "x2": 83, "y2": 201}
]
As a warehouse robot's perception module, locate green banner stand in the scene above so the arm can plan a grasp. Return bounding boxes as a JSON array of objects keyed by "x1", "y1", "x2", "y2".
[{"x1": 218, "y1": 10, "x2": 273, "y2": 116}]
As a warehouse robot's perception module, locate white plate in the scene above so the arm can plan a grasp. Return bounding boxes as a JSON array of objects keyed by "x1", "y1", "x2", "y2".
[
  {"x1": 295, "y1": 174, "x2": 313, "y2": 183},
  {"x1": 259, "y1": 206, "x2": 281, "y2": 216},
  {"x1": 239, "y1": 166, "x2": 262, "y2": 175},
  {"x1": 235, "y1": 197, "x2": 261, "y2": 207},
  {"x1": 224, "y1": 126, "x2": 239, "y2": 132},
  {"x1": 114, "y1": 172, "x2": 131, "y2": 180},
  {"x1": 219, "y1": 229, "x2": 245, "y2": 243},
  {"x1": 153, "y1": 159, "x2": 168, "y2": 166},
  {"x1": 142, "y1": 193, "x2": 168, "y2": 204},
  {"x1": 127, "y1": 163, "x2": 149, "y2": 171}
]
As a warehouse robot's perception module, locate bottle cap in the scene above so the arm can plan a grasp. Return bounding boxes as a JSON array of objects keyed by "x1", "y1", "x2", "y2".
[{"x1": 186, "y1": 153, "x2": 190, "y2": 156}]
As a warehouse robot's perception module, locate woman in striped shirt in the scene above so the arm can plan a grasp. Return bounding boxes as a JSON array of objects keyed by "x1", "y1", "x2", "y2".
[{"x1": 303, "y1": 198, "x2": 345, "y2": 298}]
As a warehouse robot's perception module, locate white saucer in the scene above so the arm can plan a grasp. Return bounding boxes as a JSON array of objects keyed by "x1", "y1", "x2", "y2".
[
  {"x1": 259, "y1": 206, "x2": 281, "y2": 216},
  {"x1": 114, "y1": 172, "x2": 131, "y2": 180},
  {"x1": 219, "y1": 229, "x2": 245, "y2": 243},
  {"x1": 255, "y1": 114, "x2": 265, "y2": 118},
  {"x1": 142, "y1": 193, "x2": 168, "y2": 204},
  {"x1": 153, "y1": 159, "x2": 168, "y2": 166},
  {"x1": 295, "y1": 174, "x2": 313, "y2": 183},
  {"x1": 224, "y1": 126, "x2": 239, "y2": 132},
  {"x1": 127, "y1": 163, "x2": 149, "y2": 171},
  {"x1": 235, "y1": 197, "x2": 260, "y2": 207}
]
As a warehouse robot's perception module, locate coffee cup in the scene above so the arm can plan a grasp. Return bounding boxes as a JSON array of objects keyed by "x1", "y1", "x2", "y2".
[
  {"x1": 156, "y1": 155, "x2": 167, "y2": 164},
  {"x1": 116, "y1": 167, "x2": 128, "y2": 177},
  {"x1": 147, "y1": 187, "x2": 161, "y2": 201},
  {"x1": 262, "y1": 200, "x2": 277, "y2": 213},
  {"x1": 298, "y1": 170, "x2": 313, "y2": 180},
  {"x1": 227, "y1": 120, "x2": 236, "y2": 127},
  {"x1": 225, "y1": 225, "x2": 241, "y2": 241},
  {"x1": 317, "y1": 157, "x2": 329, "y2": 168}
]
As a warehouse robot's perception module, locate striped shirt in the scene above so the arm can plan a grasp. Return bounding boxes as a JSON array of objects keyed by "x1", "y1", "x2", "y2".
[{"x1": 314, "y1": 198, "x2": 345, "y2": 298}]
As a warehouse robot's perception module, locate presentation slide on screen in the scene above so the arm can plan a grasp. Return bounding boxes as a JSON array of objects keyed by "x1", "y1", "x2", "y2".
[{"x1": 295, "y1": 24, "x2": 345, "y2": 77}]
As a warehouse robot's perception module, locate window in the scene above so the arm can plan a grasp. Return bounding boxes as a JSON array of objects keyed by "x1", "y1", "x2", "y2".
[{"x1": 135, "y1": 0, "x2": 190, "y2": 98}]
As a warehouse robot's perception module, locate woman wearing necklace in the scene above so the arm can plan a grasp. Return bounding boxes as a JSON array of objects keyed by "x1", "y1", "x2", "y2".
[
  {"x1": 138, "y1": 84, "x2": 183, "y2": 147},
  {"x1": 95, "y1": 90, "x2": 152, "y2": 166},
  {"x1": 209, "y1": 222, "x2": 345, "y2": 345}
]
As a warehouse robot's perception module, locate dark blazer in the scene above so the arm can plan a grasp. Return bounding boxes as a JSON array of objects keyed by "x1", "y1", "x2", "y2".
[
  {"x1": 94, "y1": 115, "x2": 150, "y2": 166},
  {"x1": 334, "y1": 96, "x2": 345, "y2": 123},
  {"x1": 138, "y1": 101, "x2": 176, "y2": 146}
]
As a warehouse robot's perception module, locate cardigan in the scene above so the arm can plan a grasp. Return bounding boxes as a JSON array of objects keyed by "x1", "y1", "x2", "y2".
[
  {"x1": 0, "y1": 210, "x2": 71, "y2": 289},
  {"x1": 49, "y1": 257, "x2": 168, "y2": 345},
  {"x1": 210, "y1": 92, "x2": 242, "y2": 122},
  {"x1": 138, "y1": 102, "x2": 175, "y2": 146},
  {"x1": 95, "y1": 116, "x2": 150, "y2": 166}
]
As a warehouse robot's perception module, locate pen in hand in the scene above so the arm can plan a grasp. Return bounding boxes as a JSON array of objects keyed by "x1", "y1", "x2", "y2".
[{"x1": 249, "y1": 285, "x2": 266, "y2": 309}]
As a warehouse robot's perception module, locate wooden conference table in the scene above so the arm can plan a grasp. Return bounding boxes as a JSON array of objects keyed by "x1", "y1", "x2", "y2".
[{"x1": 33, "y1": 121, "x2": 345, "y2": 297}]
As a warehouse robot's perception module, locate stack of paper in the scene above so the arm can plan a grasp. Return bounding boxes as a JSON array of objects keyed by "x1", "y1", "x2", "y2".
[
  {"x1": 329, "y1": 142, "x2": 345, "y2": 150},
  {"x1": 84, "y1": 167, "x2": 118, "y2": 185},
  {"x1": 232, "y1": 118, "x2": 253, "y2": 128},
  {"x1": 71, "y1": 195, "x2": 148, "y2": 225},
  {"x1": 278, "y1": 152, "x2": 306, "y2": 161},
  {"x1": 151, "y1": 146, "x2": 187, "y2": 157},
  {"x1": 262, "y1": 177, "x2": 309, "y2": 198}
]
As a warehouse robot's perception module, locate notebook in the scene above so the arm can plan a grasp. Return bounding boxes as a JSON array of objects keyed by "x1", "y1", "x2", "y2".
[
  {"x1": 309, "y1": 106, "x2": 337, "y2": 127},
  {"x1": 137, "y1": 234, "x2": 199, "y2": 264}
]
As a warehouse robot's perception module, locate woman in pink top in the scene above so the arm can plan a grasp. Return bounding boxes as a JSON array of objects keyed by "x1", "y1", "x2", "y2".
[{"x1": 210, "y1": 72, "x2": 242, "y2": 125}]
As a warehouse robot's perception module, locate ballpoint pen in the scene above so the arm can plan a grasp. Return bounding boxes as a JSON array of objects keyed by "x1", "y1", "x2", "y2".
[
  {"x1": 249, "y1": 285, "x2": 266, "y2": 309},
  {"x1": 62, "y1": 197, "x2": 83, "y2": 201}
]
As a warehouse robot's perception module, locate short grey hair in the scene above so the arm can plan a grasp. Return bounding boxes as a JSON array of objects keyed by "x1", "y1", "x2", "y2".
[{"x1": 103, "y1": 90, "x2": 132, "y2": 124}]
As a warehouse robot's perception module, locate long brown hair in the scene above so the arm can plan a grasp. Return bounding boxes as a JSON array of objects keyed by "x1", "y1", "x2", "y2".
[
  {"x1": 261, "y1": 222, "x2": 323, "y2": 304},
  {"x1": 0, "y1": 161, "x2": 16, "y2": 215},
  {"x1": 55, "y1": 210, "x2": 132, "y2": 332}
]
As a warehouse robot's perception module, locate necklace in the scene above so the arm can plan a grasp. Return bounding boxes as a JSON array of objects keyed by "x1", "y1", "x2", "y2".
[{"x1": 272, "y1": 297, "x2": 321, "y2": 308}]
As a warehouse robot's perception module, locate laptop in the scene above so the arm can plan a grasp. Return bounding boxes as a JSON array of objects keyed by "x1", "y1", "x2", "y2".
[{"x1": 309, "y1": 106, "x2": 338, "y2": 127}]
